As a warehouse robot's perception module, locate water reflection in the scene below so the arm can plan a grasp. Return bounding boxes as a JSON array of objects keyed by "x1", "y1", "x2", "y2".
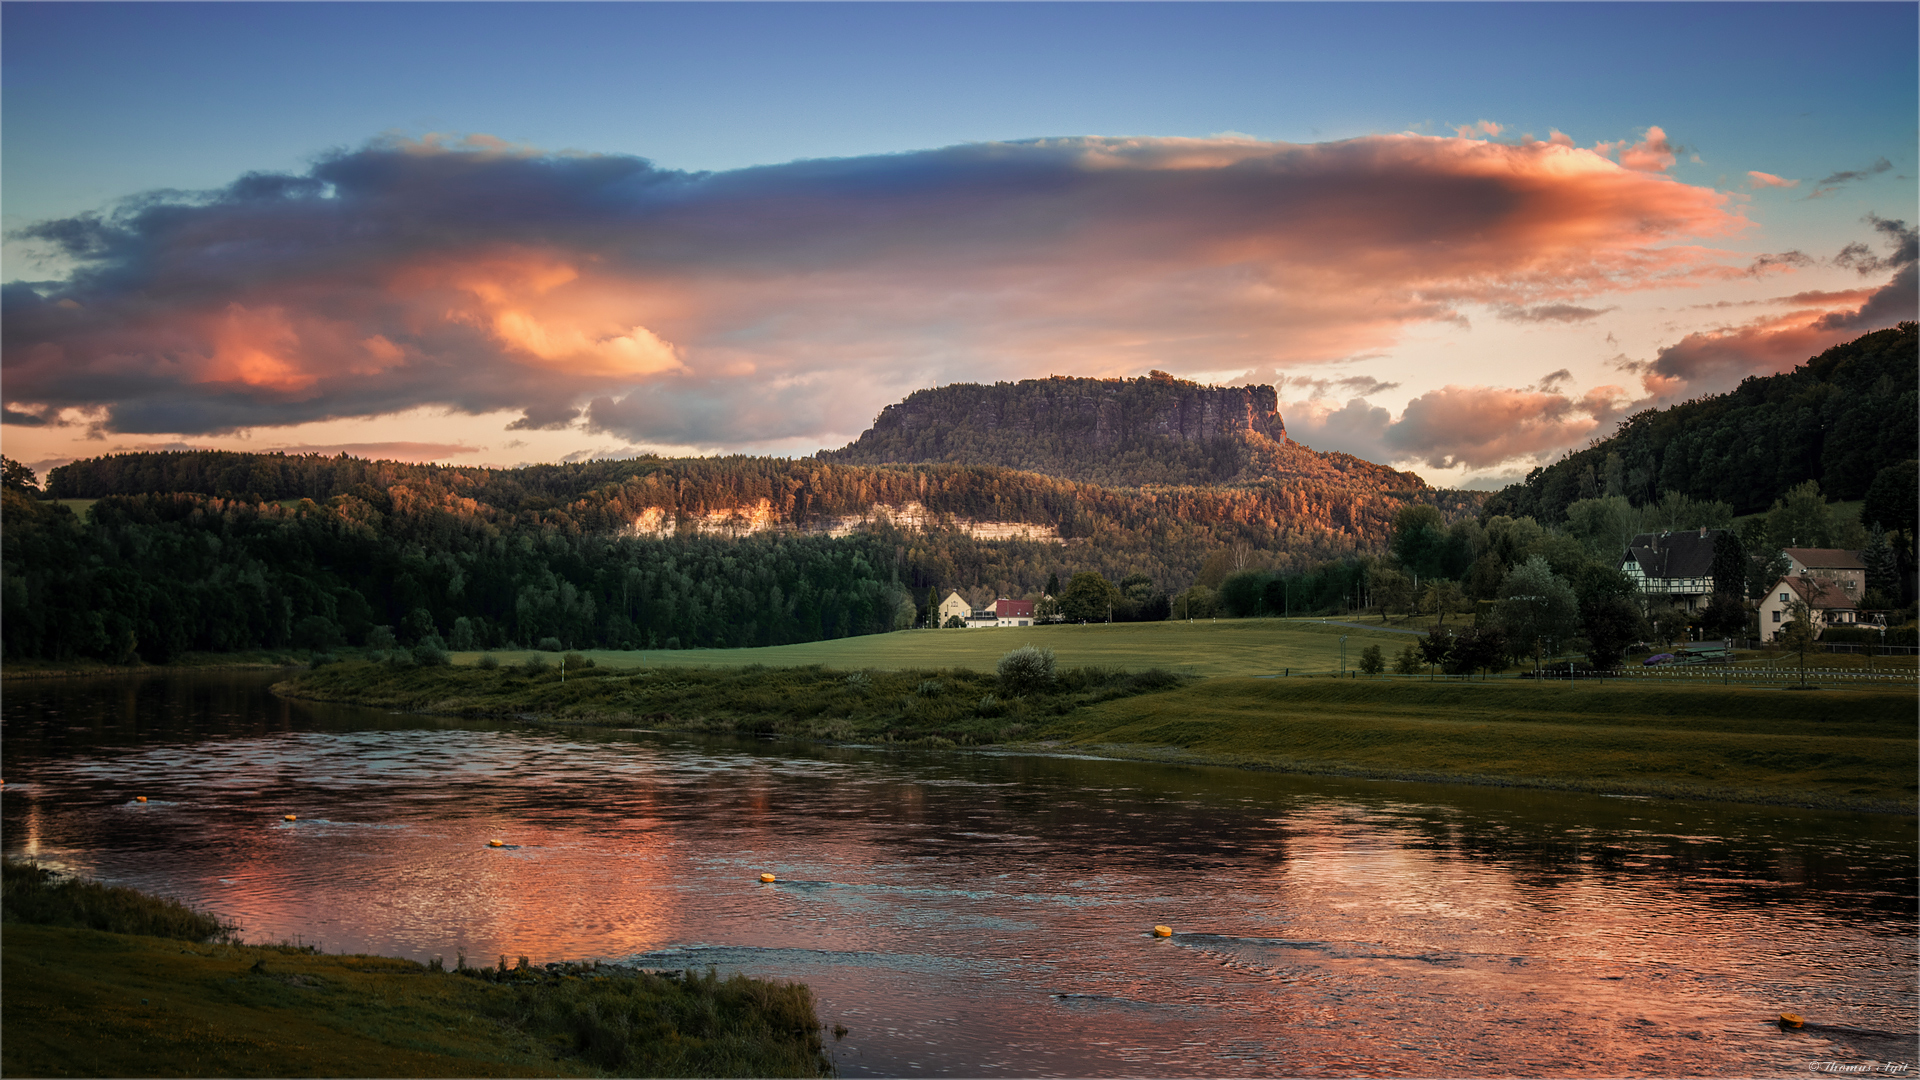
[{"x1": 3, "y1": 672, "x2": 1914, "y2": 1077}]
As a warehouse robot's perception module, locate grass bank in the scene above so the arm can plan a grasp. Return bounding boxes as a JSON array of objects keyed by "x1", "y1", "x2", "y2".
[
  {"x1": 280, "y1": 657, "x2": 1189, "y2": 746},
  {"x1": 2, "y1": 860, "x2": 831, "y2": 1078},
  {"x1": 449, "y1": 618, "x2": 1412, "y2": 678},
  {"x1": 0, "y1": 650, "x2": 307, "y2": 681},
  {"x1": 1033, "y1": 677, "x2": 1917, "y2": 813}
]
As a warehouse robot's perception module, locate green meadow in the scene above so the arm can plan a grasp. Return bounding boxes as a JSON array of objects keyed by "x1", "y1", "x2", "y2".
[
  {"x1": 1040, "y1": 677, "x2": 1916, "y2": 812},
  {"x1": 453, "y1": 617, "x2": 1415, "y2": 678}
]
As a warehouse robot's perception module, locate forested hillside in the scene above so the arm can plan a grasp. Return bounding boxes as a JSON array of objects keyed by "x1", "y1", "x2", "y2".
[
  {"x1": 1486, "y1": 323, "x2": 1917, "y2": 524},
  {"x1": 7, "y1": 449, "x2": 1480, "y2": 663},
  {"x1": 824, "y1": 372, "x2": 1423, "y2": 491}
]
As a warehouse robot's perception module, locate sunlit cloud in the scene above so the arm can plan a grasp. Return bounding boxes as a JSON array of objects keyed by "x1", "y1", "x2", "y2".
[
  {"x1": 4, "y1": 131, "x2": 1754, "y2": 455},
  {"x1": 1746, "y1": 170, "x2": 1799, "y2": 189}
]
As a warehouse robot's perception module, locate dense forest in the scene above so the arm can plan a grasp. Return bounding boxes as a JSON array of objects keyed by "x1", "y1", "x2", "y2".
[
  {"x1": 3, "y1": 450, "x2": 1478, "y2": 663},
  {"x1": 1486, "y1": 323, "x2": 1917, "y2": 524}
]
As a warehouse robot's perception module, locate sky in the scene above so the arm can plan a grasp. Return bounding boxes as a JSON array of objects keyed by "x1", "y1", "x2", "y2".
[{"x1": 3, "y1": 2, "x2": 1915, "y2": 490}]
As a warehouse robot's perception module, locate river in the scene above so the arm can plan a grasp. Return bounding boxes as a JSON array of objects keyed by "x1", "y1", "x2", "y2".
[{"x1": 3, "y1": 671, "x2": 1914, "y2": 1077}]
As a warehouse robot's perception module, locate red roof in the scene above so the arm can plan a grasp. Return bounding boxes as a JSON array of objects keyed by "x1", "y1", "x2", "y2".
[
  {"x1": 1783, "y1": 548, "x2": 1865, "y2": 571},
  {"x1": 993, "y1": 598, "x2": 1035, "y2": 617},
  {"x1": 1782, "y1": 575, "x2": 1856, "y2": 612}
]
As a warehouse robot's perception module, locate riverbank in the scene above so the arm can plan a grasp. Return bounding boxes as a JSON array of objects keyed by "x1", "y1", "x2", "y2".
[
  {"x1": 1, "y1": 860, "x2": 832, "y2": 1078},
  {"x1": 1033, "y1": 677, "x2": 1917, "y2": 813},
  {"x1": 0, "y1": 651, "x2": 305, "y2": 681},
  {"x1": 277, "y1": 660, "x2": 1917, "y2": 813}
]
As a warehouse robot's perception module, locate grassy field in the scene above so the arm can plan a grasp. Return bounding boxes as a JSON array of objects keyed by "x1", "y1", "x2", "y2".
[
  {"x1": 1036, "y1": 677, "x2": 1917, "y2": 812},
  {"x1": 2, "y1": 860, "x2": 831, "y2": 1078},
  {"x1": 282, "y1": 659, "x2": 1190, "y2": 747},
  {"x1": 453, "y1": 618, "x2": 1416, "y2": 678}
]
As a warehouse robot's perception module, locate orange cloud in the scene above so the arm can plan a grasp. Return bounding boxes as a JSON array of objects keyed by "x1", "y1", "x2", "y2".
[
  {"x1": 5, "y1": 132, "x2": 1750, "y2": 445},
  {"x1": 1746, "y1": 170, "x2": 1799, "y2": 189}
]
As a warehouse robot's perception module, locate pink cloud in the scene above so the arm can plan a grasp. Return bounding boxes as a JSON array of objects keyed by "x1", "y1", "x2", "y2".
[
  {"x1": 1617, "y1": 126, "x2": 1677, "y2": 173},
  {"x1": 1746, "y1": 170, "x2": 1800, "y2": 189},
  {"x1": 1380, "y1": 385, "x2": 1602, "y2": 470},
  {"x1": 5, "y1": 132, "x2": 1749, "y2": 448}
]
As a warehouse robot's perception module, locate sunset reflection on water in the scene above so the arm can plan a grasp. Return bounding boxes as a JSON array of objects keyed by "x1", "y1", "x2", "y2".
[{"x1": 4, "y1": 672, "x2": 1914, "y2": 1077}]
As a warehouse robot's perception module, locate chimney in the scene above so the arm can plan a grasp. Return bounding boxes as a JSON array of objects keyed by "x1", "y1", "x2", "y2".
[{"x1": 1699, "y1": 526, "x2": 1707, "y2": 537}]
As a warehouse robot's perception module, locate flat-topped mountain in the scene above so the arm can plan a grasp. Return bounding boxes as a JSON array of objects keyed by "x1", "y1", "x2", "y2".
[{"x1": 824, "y1": 372, "x2": 1423, "y2": 490}]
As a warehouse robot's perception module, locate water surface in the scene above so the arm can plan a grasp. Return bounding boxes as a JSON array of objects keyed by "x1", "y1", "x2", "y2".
[{"x1": 4, "y1": 672, "x2": 1913, "y2": 1077}]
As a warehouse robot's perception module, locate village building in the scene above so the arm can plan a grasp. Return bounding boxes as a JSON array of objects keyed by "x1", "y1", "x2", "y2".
[
  {"x1": 937, "y1": 591, "x2": 973, "y2": 627},
  {"x1": 1758, "y1": 574, "x2": 1860, "y2": 643},
  {"x1": 1781, "y1": 548, "x2": 1866, "y2": 599},
  {"x1": 938, "y1": 592, "x2": 1038, "y2": 628},
  {"x1": 992, "y1": 598, "x2": 1035, "y2": 627},
  {"x1": 1618, "y1": 528, "x2": 1726, "y2": 613}
]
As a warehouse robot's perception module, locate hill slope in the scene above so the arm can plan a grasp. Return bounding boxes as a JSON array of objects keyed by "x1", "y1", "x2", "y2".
[
  {"x1": 1487, "y1": 322, "x2": 1917, "y2": 524},
  {"x1": 823, "y1": 372, "x2": 1423, "y2": 491}
]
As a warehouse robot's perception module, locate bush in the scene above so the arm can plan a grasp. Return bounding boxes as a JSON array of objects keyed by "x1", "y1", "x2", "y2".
[
  {"x1": 537, "y1": 637, "x2": 564, "y2": 652},
  {"x1": 413, "y1": 638, "x2": 450, "y2": 667},
  {"x1": 561, "y1": 652, "x2": 594, "y2": 670},
  {"x1": 1358, "y1": 644, "x2": 1385, "y2": 675},
  {"x1": 1393, "y1": 644, "x2": 1422, "y2": 675},
  {"x1": 997, "y1": 645, "x2": 1057, "y2": 695},
  {"x1": 365, "y1": 625, "x2": 397, "y2": 650},
  {"x1": 917, "y1": 679, "x2": 943, "y2": 697},
  {"x1": 476, "y1": 652, "x2": 500, "y2": 670},
  {"x1": 523, "y1": 653, "x2": 549, "y2": 674},
  {"x1": 844, "y1": 671, "x2": 873, "y2": 693}
]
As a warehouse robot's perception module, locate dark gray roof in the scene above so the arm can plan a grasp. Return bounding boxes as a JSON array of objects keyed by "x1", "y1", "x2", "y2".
[{"x1": 1621, "y1": 528, "x2": 1724, "y2": 581}]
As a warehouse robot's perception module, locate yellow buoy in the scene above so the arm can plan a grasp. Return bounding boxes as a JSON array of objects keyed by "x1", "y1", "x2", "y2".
[
  {"x1": 1778, "y1": 1012, "x2": 1804, "y2": 1028},
  {"x1": 283, "y1": 814, "x2": 297, "y2": 822},
  {"x1": 760, "y1": 873, "x2": 777, "y2": 882},
  {"x1": 488, "y1": 839, "x2": 505, "y2": 848},
  {"x1": 135, "y1": 796, "x2": 147, "y2": 803},
  {"x1": 1153, "y1": 925, "x2": 1173, "y2": 937}
]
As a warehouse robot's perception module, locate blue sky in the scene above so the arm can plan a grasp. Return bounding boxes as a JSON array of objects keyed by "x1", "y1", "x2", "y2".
[{"x1": 4, "y1": 2, "x2": 1915, "y2": 483}]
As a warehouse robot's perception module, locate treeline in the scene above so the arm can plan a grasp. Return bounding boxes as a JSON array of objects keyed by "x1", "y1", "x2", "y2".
[
  {"x1": 1, "y1": 486, "x2": 929, "y2": 663},
  {"x1": 1488, "y1": 323, "x2": 1917, "y2": 524},
  {"x1": 44, "y1": 450, "x2": 1481, "y2": 587}
]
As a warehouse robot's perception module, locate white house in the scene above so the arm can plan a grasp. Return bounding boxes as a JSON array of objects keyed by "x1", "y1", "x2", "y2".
[{"x1": 1758, "y1": 574, "x2": 1859, "y2": 644}]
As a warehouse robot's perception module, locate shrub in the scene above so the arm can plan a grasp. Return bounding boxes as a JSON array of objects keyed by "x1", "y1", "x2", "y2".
[
  {"x1": 1359, "y1": 644, "x2": 1385, "y2": 675},
  {"x1": 562, "y1": 652, "x2": 594, "y2": 670},
  {"x1": 844, "y1": 671, "x2": 873, "y2": 693},
  {"x1": 308, "y1": 651, "x2": 337, "y2": 669},
  {"x1": 976, "y1": 694, "x2": 1003, "y2": 717},
  {"x1": 997, "y1": 645, "x2": 1057, "y2": 695},
  {"x1": 537, "y1": 637, "x2": 564, "y2": 652},
  {"x1": 523, "y1": 653, "x2": 549, "y2": 674},
  {"x1": 365, "y1": 625, "x2": 397, "y2": 650},
  {"x1": 413, "y1": 639, "x2": 450, "y2": 667},
  {"x1": 1393, "y1": 644, "x2": 1422, "y2": 675},
  {"x1": 475, "y1": 652, "x2": 500, "y2": 670},
  {"x1": 387, "y1": 649, "x2": 416, "y2": 669},
  {"x1": 917, "y1": 679, "x2": 943, "y2": 697}
]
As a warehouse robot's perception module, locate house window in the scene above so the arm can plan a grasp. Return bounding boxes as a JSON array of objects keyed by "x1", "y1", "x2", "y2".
[
  {"x1": 1771, "y1": 610, "x2": 1781, "y2": 623},
  {"x1": 1778, "y1": 592, "x2": 1789, "y2": 603}
]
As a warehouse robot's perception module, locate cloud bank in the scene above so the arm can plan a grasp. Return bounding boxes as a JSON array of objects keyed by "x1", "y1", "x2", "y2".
[
  {"x1": 7, "y1": 130, "x2": 1902, "y2": 477},
  {"x1": 4, "y1": 131, "x2": 1749, "y2": 455}
]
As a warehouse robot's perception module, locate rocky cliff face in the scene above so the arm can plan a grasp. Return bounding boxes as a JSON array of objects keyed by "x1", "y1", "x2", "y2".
[
  {"x1": 860, "y1": 373, "x2": 1284, "y2": 450},
  {"x1": 827, "y1": 373, "x2": 1423, "y2": 491}
]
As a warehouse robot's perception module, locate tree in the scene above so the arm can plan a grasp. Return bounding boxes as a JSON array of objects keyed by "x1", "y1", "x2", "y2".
[
  {"x1": 1581, "y1": 594, "x2": 1644, "y2": 670},
  {"x1": 1862, "y1": 524, "x2": 1900, "y2": 604},
  {"x1": 1420, "y1": 580, "x2": 1464, "y2": 627},
  {"x1": 1766, "y1": 480, "x2": 1833, "y2": 549},
  {"x1": 997, "y1": 645, "x2": 1056, "y2": 695},
  {"x1": 1, "y1": 457, "x2": 40, "y2": 495},
  {"x1": 1418, "y1": 627, "x2": 1453, "y2": 675},
  {"x1": 1044, "y1": 572, "x2": 1061, "y2": 599},
  {"x1": 1775, "y1": 599, "x2": 1819, "y2": 688},
  {"x1": 1862, "y1": 460, "x2": 1918, "y2": 538},
  {"x1": 1058, "y1": 572, "x2": 1119, "y2": 623},
  {"x1": 1446, "y1": 626, "x2": 1509, "y2": 677},
  {"x1": 1393, "y1": 643, "x2": 1422, "y2": 675},
  {"x1": 1358, "y1": 644, "x2": 1384, "y2": 675},
  {"x1": 1372, "y1": 566, "x2": 1412, "y2": 623},
  {"x1": 1493, "y1": 556, "x2": 1580, "y2": 668},
  {"x1": 1391, "y1": 504, "x2": 1448, "y2": 580}
]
